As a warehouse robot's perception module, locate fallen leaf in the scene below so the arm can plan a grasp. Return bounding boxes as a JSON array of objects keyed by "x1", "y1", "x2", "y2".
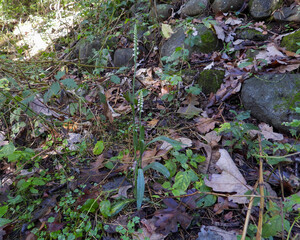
[
  {"x1": 204, "y1": 149, "x2": 252, "y2": 204},
  {"x1": 197, "y1": 225, "x2": 238, "y2": 240},
  {"x1": 249, "y1": 123, "x2": 284, "y2": 141},
  {"x1": 195, "y1": 117, "x2": 218, "y2": 134},
  {"x1": 136, "y1": 218, "x2": 167, "y2": 240},
  {"x1": 111, "y1": 185, "x2": 132, "y2": 199},
  {"x1": 153, "y1": 198, "x2": 193, "y2": 235},
  {"x1": 159, "y1": 137, "x2": 192, "y2": 151},
  {"x1": 177, "y1": 95, "x2": 202, "y2": 118},
  {"x1": 147, "y1": 118, "x2": 159, "y2": 128},
  {"x1": 161, "y1": 24, "x2": 174, "y2": 39}
]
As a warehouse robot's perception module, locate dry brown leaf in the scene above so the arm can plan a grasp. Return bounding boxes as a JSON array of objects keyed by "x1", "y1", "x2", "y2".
[
  {"x1": 141, "y1": 149, "x2": 159, "y2": 168},
  {"x1": 249, "y1": 123, "x2": 284, "y2": 141},
  {"x1": 136, "y1": 218, "x2": 167, "y2": 240},
  {"x1": 195, "y1": 117, "x2": 218, "y2": 134},
  {"x1": 204, "y1": 149, "x2": 252, "y2": 204},
  {"x1": 177, "y1": 95, "x2": 202, "y2": 118},
  {"x1": 147, "y1": 118, "x2": 159, "y2": 128}
]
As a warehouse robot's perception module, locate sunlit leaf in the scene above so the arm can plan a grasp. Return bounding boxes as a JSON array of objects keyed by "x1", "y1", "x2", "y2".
[{"x1": 93, "y1": 141, "x2": 104, "y2": 155}]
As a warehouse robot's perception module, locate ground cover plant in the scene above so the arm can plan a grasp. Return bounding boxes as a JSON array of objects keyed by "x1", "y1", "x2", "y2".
[{"x1": 0, "y1": 0, "x2": 299, "y2": 239}]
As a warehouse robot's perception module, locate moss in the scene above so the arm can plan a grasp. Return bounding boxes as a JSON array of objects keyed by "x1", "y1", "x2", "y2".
[
  {"x1": 197, "y1": 69, "x2": 225, "y2": 94},
  {"x1": 236, "y1": 28, "x2": 268, "y2": 41},
  {"x1": 281, "y1": 30, "x2": 300, "y2": 53},
  {"x1": 192, "y1": 24, "x2": 220, "y2": 53}
]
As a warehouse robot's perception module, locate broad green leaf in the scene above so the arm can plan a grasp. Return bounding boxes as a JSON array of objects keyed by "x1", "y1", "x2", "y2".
[
  {"x1": 61, "y1": 78, "x2": 78, "y2": 89},
  {"x1": 172, "y1": 171, "x2": 190, "y2": 192},
  {"x1": 0, "y1": 206, "x2": 8, "y2": 218},
  {"x1": 93, "y1": 141, "x2": 104, "y2": 155},
  {"x1": 0, "y1": 143, "x2": 16, "y2": 159},
  {"x1": 136, "y1": 169, "x2": 145, "y2": 210},
  {"x1": 32, "y1": 178, "x2": 46, "y2": 186},
  {"x1": 81, "y1": 199, "x2": 99, "y2": 213},
  {"x1": 164, "y1": 160, "x2": 177, "y2": 177},
  {"x1": 110, "y1": 199, "x2": 133, "y2": 216},
  {"x1": 44, "y1": 82, "x2": 60, "y2": 103},
  {"x1": 0, "y1": 218, "x2": 11, "y2": 227},
  {"x1": 238, "y1": 61, "x2": 252, "y2": 69},
  {"x1": 143, "y1": 162, "x2": 170, "y2": 178},
  {"x1": 100, "y1": 200, "x2": 111, "y2": 218},
  {"x1": 262, "y1": 215, "x2": 290, "y2": 238},
  {"x1": 110, "y1": 75, "x2": 121, "y2": 84},
  {"x1": 55, "y1": 71, "x2": 65, "y2": 80}
]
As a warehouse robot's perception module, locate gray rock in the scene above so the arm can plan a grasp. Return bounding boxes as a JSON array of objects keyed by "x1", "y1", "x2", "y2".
[
  {"x1": 160, "y1": 24, "x2": 220, "y2": 59},
  {"x1": 281, "y1": 30, "x2": 300, "y2": 53},
  {"x1": 75, "y1": 36, "x2": 117, "y2": 64},
  {"x1": 113, "y1": 48, "x2": 134, "y2": 67},
  {"x1": 249, "y1": 0, "x2": 282, "y2": 19},
  {"x1": 212, "y1": 0, "x2": 244, "y2": 13},
  {"x1": 182, "y1": 0, "x2": 208, "y2": 16},
  {"x1": 274, "y1": 6, "x2": 300, "y2": 23},
  {"x1": 241, "y1": 74, "x2": 300, "y2": 134},
  {"x1": 161, "y1": 28, "x2": 188, "y2": 58},
  {"x1": 149, "y1": 4, "x2": 174, "y2": 22}
]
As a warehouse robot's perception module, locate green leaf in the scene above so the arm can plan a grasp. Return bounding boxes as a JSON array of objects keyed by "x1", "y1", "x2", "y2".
[
  {"x1": 81, "y1": 199, "x2": 99, "y2": 213},
  {"x1": 164, "y1": 160, "x2": 177, "y2": 177},
  {"x1": 262, "y1": 215, "x2": 290, "y2": 238},
  {"x1": 93, "y1": 141, "x2": 104, "y2": 155},
  {"x1": 32, "y1": 178, "x2": 46, "y2": 186},
  {"x1": 110, "y1": 199, "x2": 133, "y2": 216},
  {"x1": 61, "y1": 78, "x2": 78, "y2": 89},
  {"x1": 44, "y1": 82, "x2": 60, "y2": 103},
  {"x1": 0, "y1": 206, "x2": 8, "y2": 218},
  {"x1": 267, "y1": 157, "x2": 290, "y2": 165},
  {"x1": 136, "y1": 169, "x2": 145, "y2": 210},
  {"x1": 0, "y1": 143, "x2": 16, "y2": 159},
  {"x1": 146, "y1": 136, "x2": 183, "y2": 150},
  {"x1": 55, "y1": 71, "x2": 65, "y2": 80},
  {"x1": 238, "y1": 61, "x2": 252, "y2": 69},
  {"x1": 100, "y1": 200, "x2": 111, "y2": 218},
  {"x1": 172, "y1": 171, "x2": 190, "y2": 193},
  {"x1": 110, "y1": 75, "x2": 121, "y2": 84},
  {"x1": 0, "y1": 218, "x2": 11, "y2": 227},
  {"x1": 143, "y1": 162, "x2": 170, "y2": 178}
]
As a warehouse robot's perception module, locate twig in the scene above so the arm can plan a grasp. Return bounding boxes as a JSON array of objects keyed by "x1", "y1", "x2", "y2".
[
  {"x1": 256, "y1": 135, "x2": 265, "y2": 240},
  {"x1": 241, "y1": 181, "x2": 259, "y2": 240}
]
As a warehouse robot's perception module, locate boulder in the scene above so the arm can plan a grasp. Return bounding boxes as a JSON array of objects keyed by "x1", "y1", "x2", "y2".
[
  {"x1": 113, "y1": 48, "x2": 134, "y2": 67},
  {"x1": 212, "y1": 0, "x2": 244, "y2": 13},
  {"x1": 149, "y1": 4, "x2": 174, "y2": 22},
  {"x1": 249, "y1": 0, "x2": 282, "y2": 19},
  {"x1": 75, "y1": 36, "x2": 117, "y2": 64},
  {"x1": 182, "y1": 0, "x2": 208, "y2": 17},
  {"x1": 161, "y1": 24, "x2": 220, "y2": 59},
  {"x1": 274, "y1": 5, "x2": 300, "y2": 23},
  {"x1": 241, "y1": 74, "x2": 300, "y2": 134}
]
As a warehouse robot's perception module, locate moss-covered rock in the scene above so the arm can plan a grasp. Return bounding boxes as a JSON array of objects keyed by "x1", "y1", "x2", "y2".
[
  {"x1": 281, "y1": 30, "x2": 300, "y2": 53},
  {"x1": 196, "y1": 69, "x2": 225, "y2": 94},
  {"x1": 149, "y1": 4, "x2": 174, "y2": 22},
  {"x1": 236, "y1": 28, "x2": 268, "y2": 41},
  {"x1": 192, "y1": 24, "x2": 221, "y2": 53}
]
